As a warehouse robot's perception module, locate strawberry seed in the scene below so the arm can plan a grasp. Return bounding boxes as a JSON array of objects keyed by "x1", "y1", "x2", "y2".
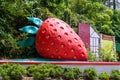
[
  {"x1": 70, "y1": 31, "x2": 73, "y2": 34},
  {"x1": 64, "y1": 52, "x2": 67, "y2": 56},
  {"x1": 74, "y1": 56, "x2": 77, "y2": 59},
  {"x1": 78, "y1": 45, "x2": 82, "y2": 49},
  {"x1": 61, "y1": 44, "x2": 65, "y2": 48},
  {"x1": 46, "y1": 48, "x2": 50, "y2": 51},
  {"x1": 42, "y1": 41, "x2": 45, "y2": 44},
  {"x1": 56, "y1": 22, "x2": 59, "y2": 24},
  {"x1": 51, "y1": 42, "x2": 54, "y2": 45},
  {"x1": 46, "y1": 34, "x2": 50, "y2": 39},
  {"x1": 58, "y1": 56, "x2": 61, "y2": 59},
  {"x1": 81, "y1": 52, "x2": 85, "y2": 57},
  {"x1": 74, "y1": 38, "x2": 78, "y2": 42},
  {"x1": 60, "y1": 26, "x2": 64, "y2": 30},
  {"x1": 56, "y1": 49, "x2": 59, "y2": 52},
  {"x1": 68, "y1": 40, "x2": 72, "y2": 44},
  {"x1": 42, "y1": 29, "x2": 46, "y2": 33},
  {"x1": 57, "y1": 35, "x2": 61, "y2": 40},
  {"x1": 71, "y1": 48, "x2": 75, "y2": 52},
  {"x1": 51, "y1": 55, "x2": 54, "y2": 58},
  {"x1": 50, "y1": 24, "x2": 53, "y2": 26},
  {"x1": 64, "y1": 32, "x2": 68, "y2": 36},
  {"x1": 53, "y1": 29, "x2": 57, "y2": 32}
]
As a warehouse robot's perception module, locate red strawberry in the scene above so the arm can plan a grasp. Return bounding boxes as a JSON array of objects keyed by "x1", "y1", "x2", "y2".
[{"x1": 35, "y1": 18, "x2": 88, "y2": 60}]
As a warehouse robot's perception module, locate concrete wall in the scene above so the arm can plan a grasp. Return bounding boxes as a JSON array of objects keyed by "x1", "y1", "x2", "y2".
[{"x1": 59, "y1": 64, "x2": 120, "y2": 75}]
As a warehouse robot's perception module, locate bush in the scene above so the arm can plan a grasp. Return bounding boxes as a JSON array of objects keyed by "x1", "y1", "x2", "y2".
[
  {"x1": 0, "y1": 64, "x2": 12, "y2": 80},
  {"x1": 83, "y1": 67, "x2": 98, "y2": 80},
  {"x1": 0, "y1": 63, "x2": 27, "y2": 80},
  {"x1": 8, "y1": 64, "x2": 27, "y2": 80},
  {"x1": 27, "y1": 64, "x2": 47, "y2": 80},
  {"x1": 110, "y1": 69, "x2": 120, "y2": 80},
  {"x1": 26, "y1": 65, "x2": 37, "y2": 77},
  {"x1": 27, "y1": 63, "x2": 64, "y2": 80},
  {"x1": 0, "y1": 67, "x2": 4, "y2": 78},
  {"x1": 88, "y1": 51, "x2": 97, "y2": 61},
  {"x1": 63, "y1": 67, "x2": 82, "y2": 80},
  {"x1": 49, "y1": 65, "x2": 64, "y2": 78},
  {"x1": 99, "y1": 72, "x2": 110, "y2": 80}
]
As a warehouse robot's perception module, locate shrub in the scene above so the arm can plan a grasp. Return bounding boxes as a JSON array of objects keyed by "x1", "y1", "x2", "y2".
[
  {"x1": 88, "y1": 51, "x2": 97, "y2": 61},
  {"x1": 63, "y1": 68, "x2": 75, "y2": 80},
  {"x1": 0, "y1": 64, "x2": 12, "y2": 80},
  {"x1": 72, "y1": 68, "x2": 82, "y2": 79},
  {"x1": 49, "y1": 65, "x2": 64, "y2": 78},
  {"x1": 83, "y1": 67, "x2": 98, "y2": 80},
  {"x1": 0, "y1": 63, "x2": 27, "y2": 80},
  {"x1": 99, "y1": 72, "x2": 110, "y2": 80},
  {"x1": 26, "y1": 65, "x2": 37, "y2": 77},
  {"x1": 27, "y1": 63, "x2": 64, "y2": 80},
  {"x1": 63, "y1": 67, "x2": 82, "y2": 80},
  {"x1": 8, "y1": 64, "x2": 27, "y2": 80},
  {"x1": 110, "y1": 69, "x2": 120, "y2": 80},
  {"x1": 0, "y1": 67, "x2": 4, "y2": 78},
  {"x1": 101, "y1": 47, "x2": 115, "y2": 62},
  {"x1": 27, "y1": 64, "x2": 48, "y2": 80}
]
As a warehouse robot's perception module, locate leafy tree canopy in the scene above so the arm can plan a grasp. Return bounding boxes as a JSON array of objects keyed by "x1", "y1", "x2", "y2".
[{"x1": 0, "y1": 0, "x2": 120, "y2": 58}]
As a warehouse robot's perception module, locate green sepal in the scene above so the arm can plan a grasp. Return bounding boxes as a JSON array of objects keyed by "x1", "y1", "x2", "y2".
[
  {"x1": 19, "y1": 26, "x2": 38, "y2": 34},
  {"x1": 27, "y1": 17, "x2": 43, "y2": 27},
  {"x1": 17, "y1": 37, "x2": 35, "y2": 46}
]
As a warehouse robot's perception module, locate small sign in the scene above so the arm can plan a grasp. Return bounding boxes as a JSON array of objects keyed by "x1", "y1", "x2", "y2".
[{"x1": 102, "y1": 34, "x2": 114, "y2": 41}]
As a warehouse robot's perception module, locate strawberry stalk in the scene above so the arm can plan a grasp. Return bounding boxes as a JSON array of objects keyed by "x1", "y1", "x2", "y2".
[{"x1": 18, "y1": 17, "x2": 43, "y2": 46}]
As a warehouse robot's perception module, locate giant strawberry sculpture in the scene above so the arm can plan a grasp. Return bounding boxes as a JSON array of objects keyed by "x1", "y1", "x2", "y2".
[{"x1": 18, "y1": 17, "x2": 88, "y2": 60}]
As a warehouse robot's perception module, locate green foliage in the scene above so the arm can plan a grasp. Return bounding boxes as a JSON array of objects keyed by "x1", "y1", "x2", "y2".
[
  {"x1": 0, "y1": 0, "x2": 120, "y2": 59},
  {"x1": 0, "y1": 63, "x2": 27, "y2": 80},
  {"x1": 110, "y1": 69, "x2": 120, "y2": 80},
  {"x1": 0, "y1": 31, "x2": 19, "y2": 58},
  {"x1": 0, "y1": 63, "x2": 120, "y2": 80},
  {"x1": 8, "y1": 64, "x2": 27, "y2": 80},
  {"x1": 111, "y1": 10, "x2": 120, "y2": 43},
  {"x1": 101, "y1": 47, "x2": 115, "y2": 62},
  {"x1": 27, "y1": 64, "x2": 49, "y2": 80},
  {"x1": 49, "y1": 65, "x2": 64, "y2": 78},
  {"x1": 0, "y1": 64, "x2": 12, "y2": 80},
  {"x1": 27, "y1": 63, "x2": 64, "y2": 80},
  {"x1": 116, "y1": 51, "x2": 120, "y2": 61},
  {"x1": 84, "y1": 67, "x2": 98, "y2": 80},
  {"x1": 100, "y1": 25, "x2": 114, "y2": 35},
  {"x1": 27, "y1": 63, "x2": 82, "y2": 80},
  {"x1": 88, "y1": 51, "x2": 97, "y2": 61},
  {"x1": 99, "y1": 72, "x2": 110, "y2": 80},
  {"x1": 63, "y1": 67, "x2": 82, "y2": 80}
]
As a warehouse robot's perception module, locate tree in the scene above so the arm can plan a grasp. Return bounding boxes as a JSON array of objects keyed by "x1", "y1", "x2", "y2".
[{"x1": 0, "y1": 0, "x2": 120, "y2": 59}]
